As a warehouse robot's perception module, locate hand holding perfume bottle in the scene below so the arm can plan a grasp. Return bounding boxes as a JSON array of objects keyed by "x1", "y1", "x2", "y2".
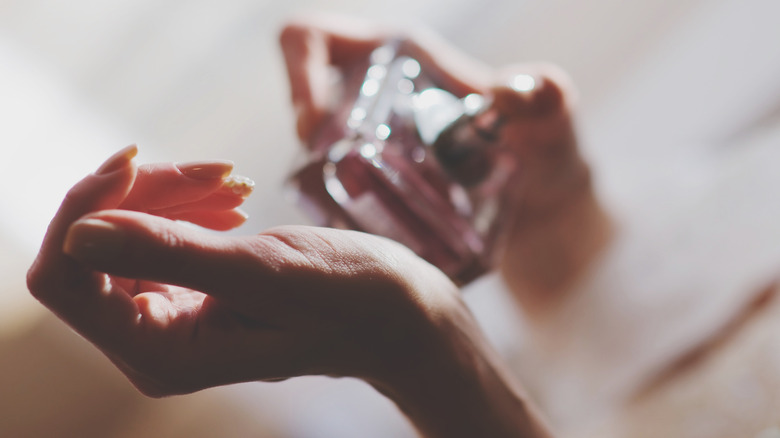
[
  {"x1": 282, "y1": 18, "x2": 609, "y2": 294},
  {"x1": 288, "y1": 41, "x2": 516, "y2": 284}
]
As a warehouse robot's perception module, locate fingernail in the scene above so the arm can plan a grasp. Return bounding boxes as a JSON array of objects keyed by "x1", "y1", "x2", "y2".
[
  {"x1": 63, "y1": 218, "x2": 126, "y2": 263},
  {"x1": 222, "y1": 175, "x2": 255, "y2": 197},
  {"x1": 175, "y1": 160, "x2": 234, "y2": 180},
  {"x1": 96, "y1": 145, "x2": 138, "y2": 175}
]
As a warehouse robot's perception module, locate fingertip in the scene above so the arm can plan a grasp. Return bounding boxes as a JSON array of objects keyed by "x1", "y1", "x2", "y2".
[
  {"x1": 279, "y1": 17, "x2": 319, "y2": 48},
  {"x1": 84, "y1": 145, "x2": 139, "y2": 207},
  {"x1": 63, "y1": 217, "x2": 126, "y2": 265},
  {"x1": 232, "y1": 207, "x2": 250, "y2": 225},
  {"x1": 491, "y1": 64, "x2": 575, "y2": 117},
  {"x1": 96, "y1": 144, "x2": 138, "y2": 175}
]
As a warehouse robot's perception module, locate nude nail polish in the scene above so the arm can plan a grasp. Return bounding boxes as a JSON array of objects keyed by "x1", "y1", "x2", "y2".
[
  {"x1": 96, "y1": 144, "x2": 138, "y2": 175},
  {"x1": 63, "y1": 218, "x2": 126, "y2": 263},
  {"x1": 175, "y1": 160, "x2": 234, "y2": 180},
  {"x1": 288, "y1": 43, "x2": 518, "y2": 285}
]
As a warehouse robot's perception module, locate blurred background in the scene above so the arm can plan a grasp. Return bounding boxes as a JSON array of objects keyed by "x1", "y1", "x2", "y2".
[{"x1": 2, "y1": 0, "x2": 780, "y2": 436}]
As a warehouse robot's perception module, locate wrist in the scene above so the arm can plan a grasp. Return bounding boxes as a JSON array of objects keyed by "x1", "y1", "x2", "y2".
[{"x1": 366, "y1": 292, "x2": 553, "y2": 438}]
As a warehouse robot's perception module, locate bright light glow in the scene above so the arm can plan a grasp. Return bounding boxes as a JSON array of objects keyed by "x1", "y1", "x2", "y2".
[
  {"x1": 463, "y1": 93, "x2": 485, "y2": 114},
  {"x1": 360, "y1": 142, "x2": 378, "y2": 158},
  {"x1": 397, "y1": 78, "x2": 415, "y2": 94},
  {"x1": 401, "y1": 59, "x2": 421, "y2": 78},
  {"x1": 367, "y1": 65, "x2": 386, "y2": 80},
  {"x1": 324, "y1": 162, "x2": 349, "y2": 204},
  {"x1": 370, "y1": 45, "x2": 394, "y2": 65},
  {"x1": 351, "y1": 107, "x2": 367, "y2": 121},
  {"x1": 510, "y1": 74, "x2": 536, "y2": 92},
  {"x1": 375, "y1": 124, "x2": 391, "y2": 140},
  {"x1": 361, "y1": 79, "x2": 380, "y2": 97},
  {"x1": 412, "y1": 147, "x2": 426, "y2": 163}
]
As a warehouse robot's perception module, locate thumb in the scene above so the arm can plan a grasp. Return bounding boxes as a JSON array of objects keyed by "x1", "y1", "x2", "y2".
[
  {"x1": 29, "y1": 145, "x2": 139, "y2": 300},
  {"x1": 62, "y1": 209, "x2": 253, "y2": 298}
]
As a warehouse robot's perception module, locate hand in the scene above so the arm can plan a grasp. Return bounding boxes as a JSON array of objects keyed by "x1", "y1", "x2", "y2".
[
  {"x1": 27, "y1": 145, "x2": 552, "y2": 437},
  {"x1": 280, "y1": 16, "x2": 611, "y2": 315},
  {"x1": 279, "y1": 14, "x2": 493, "y2": 145},
  {"x1": 26, "y1": 145, "x2": 461, "y2": 395},
  {"x1": 490, "y1": 67, "x2": 612, "y2": 315}
]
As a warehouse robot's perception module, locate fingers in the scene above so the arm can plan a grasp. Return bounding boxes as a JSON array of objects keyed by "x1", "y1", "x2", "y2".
[
  {"x1": 150, "y1": 174, "x2": 254, "y2": 215},
  {"x1": 491, "y1": 64, "x2": 590, "y2": 212},
  {"x1": 27, "y1": 145, "x2": 142, "y2": 348},
  {"x1": 399, "y1": 28, "x2": 491, "y2": 96},
  {"x1": 280, "y1": 17, "x2": 385, "y2": 143},
  {"x1": 29, "y1": 145, "x2": 138, "y2": 286},
  {"x1": 279, "y1": 15, "x2": 491, "y2": 143},
  {"x1": 118, "y1": 161, "x2": 253, "y2": 230},
  {"x1": 279, "y1": 21, "x2": 340, "y2": 143},
  {"x1": 61, "y1": 209, "x2": 251, "y2": 298},
  {"x1": 119, "y1": 160, "x2": 232, "y2": 211},
  {"x1": 61, "y1": 211, "x2": 409, "y2": 316}
]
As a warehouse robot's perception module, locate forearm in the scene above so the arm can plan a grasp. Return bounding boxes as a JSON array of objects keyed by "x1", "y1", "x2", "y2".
[{"x1": 369, "y1": 304, "x2": 554, "y2": 438}]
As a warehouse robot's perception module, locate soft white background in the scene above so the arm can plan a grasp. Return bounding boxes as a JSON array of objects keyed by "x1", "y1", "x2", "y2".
[{"x1": 2, "y1": 0, "x2": 780, "y2": 436}]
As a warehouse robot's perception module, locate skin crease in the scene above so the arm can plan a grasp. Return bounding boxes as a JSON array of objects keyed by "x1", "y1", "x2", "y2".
[{"x1": 26, "y1": 16, "x2": 610, "y2": 438}]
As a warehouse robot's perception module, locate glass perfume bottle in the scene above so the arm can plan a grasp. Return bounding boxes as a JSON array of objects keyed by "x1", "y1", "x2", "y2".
[{"x1": 288, "y1": 43, "x2": 518, "y2": 285}]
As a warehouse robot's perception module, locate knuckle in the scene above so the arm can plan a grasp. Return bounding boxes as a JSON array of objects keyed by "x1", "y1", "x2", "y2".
[
  {"x1": 248, "y1": 227, "x2": 317, "y2": 276},
  {"x1": 62, "y1": 180, "x2": 92, "y2": 208},
  {"x1": 158, "y1": 226, "x2": 185, "y2": 252}
]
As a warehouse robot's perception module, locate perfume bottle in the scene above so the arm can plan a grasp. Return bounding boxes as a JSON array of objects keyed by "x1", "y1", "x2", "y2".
[{"x1": 288, "y1": 43, "x2": 518, "y2": 285}]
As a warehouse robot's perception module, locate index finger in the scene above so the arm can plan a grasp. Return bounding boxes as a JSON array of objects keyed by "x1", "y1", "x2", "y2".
[
  {"x1": 279, "y1": 16, "x2": 386, "y2": 142},
  {"x1": 279, "y1": 15, "x2": 491, "y2": 143},
  {"x1": 30, "y1": 145, "x2": 138, "y2": 281},
  {"x1": 27, "y1": 145, "x2": 142, "y2": 348}
]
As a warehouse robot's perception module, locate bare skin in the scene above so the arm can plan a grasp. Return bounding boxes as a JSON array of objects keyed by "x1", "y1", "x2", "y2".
[
  {"x1": 28, "y1": 144, "x2": 552, "y2": 437},
  {"x1": 26, "y1": 16, "x2": 610, "y2": 438}
]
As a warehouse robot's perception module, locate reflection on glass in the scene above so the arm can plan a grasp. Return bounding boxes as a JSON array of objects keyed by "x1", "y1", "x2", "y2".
[{"x1": 289, "y1": 43, "x2": 518, "y2": 284}]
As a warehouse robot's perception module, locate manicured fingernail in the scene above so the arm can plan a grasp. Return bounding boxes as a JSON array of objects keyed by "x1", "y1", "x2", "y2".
[
  {"x1": 222, "y1": 175, "x2": 255, "y2": 197},
  {"x1": 63, "y1": 218, "x2": 126, "y2": 263},
  {"x1": 96, "y1": 145, "x2": 138, "y2": 175},
  {"x1": 175, "y1": 160, "x2": 234, "y2": 180}
]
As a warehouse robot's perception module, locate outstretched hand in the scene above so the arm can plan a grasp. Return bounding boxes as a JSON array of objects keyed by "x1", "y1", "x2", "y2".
[{"x1": 27, "y1": 145, "x2": 461, "y2": 397}]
